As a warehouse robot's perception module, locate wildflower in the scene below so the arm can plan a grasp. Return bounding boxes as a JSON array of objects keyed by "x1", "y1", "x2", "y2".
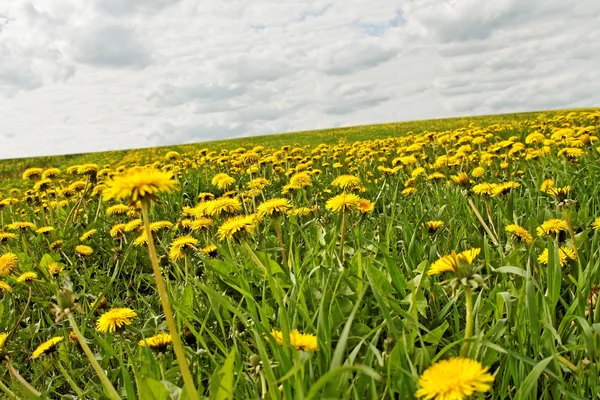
[
  {"x1": 0, "y1": 232, "x2": 17, "y2": 244},
  {"x1": 139, "y1": 333, "x2": 172, "y2": 352},
  {"x1": 428, "y1": 248, "x2": 480, "y2": 276},
  {"x1": 80, "y1": 229, "x2": 97, "y2": 241},
  {"x1": 492, "y1": 181, "x2": 520, "y2": 196},
  {"x1": 289, "y1": 172, "x2": 312, "y2": 188},
  {"x1": 358, "y1": 199, "x2": 374, "y2": 213},
  {"x1": 7, "y1": 221, "x2": 36, "y2": 232},
  {"x1": 271, "y1": 329, "x2": 318, "y2": 351},
  {"x1": 0, "y1": 332, "x2": 7, "y2": 352},
  {"x1": 451, "y1": 172, "x2": 470, "y2": 187},
  {"x1": 42, "y1": 168, "x2": 61, "y2": 179},
  {"x1": 538, "y1": 247, "x2": 577, "y2": 266},
  {"x1": 415, "y1": 357, "x2": 494, "y2": 400},
  {"x1": 0, "y1": 281, "x2": 11, "y2": 293},
  {"x1": 77, "y1": 163, "x2": 99, "y2": 176},
  {"x1": 50, "y1": 240, "x2": 63, "y2": 251},
  {"x1": 36, "y1": 226, "x2": 54, "y2": 235},
  {"x1": 165, "y1": 151, "x2": 180, "y2": 161},
  {"x1": 257, "y1": 198, "x2": 292, "y2": 217},
  {"x1": 96, "y1": 308, "x2": 137, "y2": 333},
  {"x1": 425, "y1": 221, "x2": 444, "y2": 234},
  {"x1": 125, "y1": 219, "x2": 143, "y2": 232},
  {"x1": 218, "y1": 215, "x2": 257, "y2": 241},
  {"x1": 188, "y1": 218, "x2": 213, "y2": 231},
  {"x1": 16, "y1": 272, "x2": 37, "y2": 283},
  {"x1": 325, "y1": 193, "x2": 362, "y2": 213},
  {"x1": 32, "y1": 337, "x2": 64, "y2": 359},
  {"x1": 103, "y1": 167, "x2": 178, "y2": 205},
  {"x1": 547, "y1": 186, "x2": 571, "y2": 203},
  {"x1": 211, "y1": 173, "x2": 235, "y2": 190},
  {"x1": 169, "y1": 235, "x2": 199, "y2": 261},
  {"x1": 471, "y1": 167, "x2": 485, "y2": 178},
  {"x1": 34, "y1": 178, "x2": 53, "y2": 192},
  {"x1": 106, "y1": 204, "x2": 130, "y2": 216},
  {"x1": 47, "y1": 263, "x2": 63, "y2": 277},
  {"x1": 472, "y1": 182, "x2": 497, "y2": 197},
  {"x1": 540, "y1": 179, "x2": 555, "y2": 193},
  {"x1": 22, "y1": 167, "x2": 43, "y2": 181},
  {"x1": 197, "y1": 192, "x2": 215, "y2": 201},
  {"x1": 505, "y1": 224, "x2": 533, "y2": 245},
  {"x1": 0, "y1": 253, "x2": 19, "y2": 277},
  {"x1": 201, "y1": 244, "x2": 218, "y2": 257},
  {"x1": 536, "y1": 219, "x2": 567, "y2": 237},
  {"x1": 402, "y1": 187, "x2": 417, "y2": 196},
  {"x1": 331, "y1": 175, "x2": 362, "y2": 191},
  {"x1": 592, "y1": 217, "x2": 600, "y2": 231},
  {"x1": 75, "y1": 245, "x2": 93, "y2": 257},
  {"x1": 110, "y1": 223, "x2": 127, "y2": 239}
]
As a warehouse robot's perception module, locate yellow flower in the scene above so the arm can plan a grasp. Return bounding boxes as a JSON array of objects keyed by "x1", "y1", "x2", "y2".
[
  {"x1": 205, "y1": 198, "x2": 242, "y2": 217},
  {"x1": 289, "y1": 172, "x2": 312, "y2": 188},
  {"x1": 96, "y1": 308, "x2": 137, "y2": 333},
  {"x1": 217, "y1": 215, "x2": 257, "y2": 241},
  {"x1": 0, "y1": 280, "x2": 12, "y2": 293},
  {"x1": 36, "y1": 226, "x2": 54, "y2": 235},
  {"x1": 150, "y1": 221, "x2": 174, "y2": 232},
  {"x1": 0, "y1": 232, "x2": 18, "y2": 243},
  {"x1": 592, "y1": 217, "x2": 600, "y2": 231},
  {"x1": 32, "y1": 336, "x2": 64, "y2": 359},
  {"x1": 7, "y1": 221, "x2": 36, "y2": 232},
  {"x1": 138, "y1": 332, "x2": 172, "y2": 352},
  {"x1": 358, "y1": 199, "x2": 374, "y2": 213},
  {"x1": 0, "y1": 332, "x2": 7, "y2": 352},
  {"x1": 546, "y1": 186, "x2": 571, "y2": 201},
  {"x1": 16, "y1": 272, "x2": 37, "y2": 283},
  {"x1": 331, "y1": 175, "x2": 362, "y2": 191},
  {"x1": 471, "y1": 167, "x2": 485, "y2": 178},
  {"x1": 257, "y1": 198, "x2": 292, "y2": 217},
  {"x1": 472, "y1": 182, "x2": 497, "y2": 197},
  {"x1": 75, "y1": 245, "x2": 93, "y2": 257},
  {"x1": 125, "y1": 219, "x2": 143, "y2": 232},
  {"x1": 106, "y1": 204, "x2": 130, "y2": 216},
  {"x1": 325, "y1": 193, "x2": 362, "y2": 213},
  {"x1": 428, "y1": 248, "x2": 481, "y2": 276},
  {"x1": 201, "y1": 244, "x2": 218, "y2": 257},
  {"x1": 110, "y1": 223, "x2": 127, "y2": 239},
  {"x1": 402, "y1": 187, "x2": 417, "y2": 196},
  {"x1": 451, "y1": 172, "x2": 470, "y2": 187},
  {"x1": 0, "y1": 253, "x2": 19, "y2": 277},
  {"x1": 22, "y1": 167, "x2": 43, "y2": 180},
  {"x1": 103, "y1": 167, "x2": 178, "y2": 204},
  {"x1": 165, "y1": 151, "x2": 180, "y2": 161},
  {"x1": 47, "y1": 263, "x2": 64, "y2": 277},
  {"x1": 169, "y1": 235, "x2": 199, "y2": 261},
  {"x1": 536, "y1": 219, "x2": 567, "y2": 237},
  {"x1": 50, "y1": 240, "x2": 63, "y2": 251},
  {"x1": 80, "y1": 229, "x2": 97, "y2": 241},
  {"x1": 77, "y1": 163, "x2": 99, "y2": 175},
  {"x1": 271, "y1": 329, "x2": 318, "y2": 351},
  {"x1": 540, "y1": 179, "x2": 555, "y2": 193},
  {"x1": 42, "y1": 168, "x2": 61, "y2": 179},
  {"x1": 538, "y1": 247, "x2": 577, "y2": 266},
  {"x1": 415, "y1": 357, "x2": 494, "y2": 400},
  {"x1": 425, "y1": 221, "x2": 444, "y2": 233},
  {"x1": 505, "y1": 224, "x2": 533, "y2": 245},
  {"x1": 211, "y1": 173, "x2": 236, "y2": 190}
]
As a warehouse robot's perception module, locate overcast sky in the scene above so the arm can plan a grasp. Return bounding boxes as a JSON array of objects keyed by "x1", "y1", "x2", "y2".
[{"x1": 1, "y1": 0, "x2": 599, "y2": 159}]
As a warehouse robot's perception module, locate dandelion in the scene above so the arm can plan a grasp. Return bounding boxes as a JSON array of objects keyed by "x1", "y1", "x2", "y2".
[
  {"x1": 0, "y1": 280, "x2": 12, "y2": 293},
  {"x1": 103, "y1": 167, "x2": 178, "y2": 205},
  {"x1": 50, "y1": 240, "x2": 63, "y2": 251},
  {"x1": 96, "y1": 308, "x2": 137, "y2": 333},
  {"x1": 325, "y1": 193, "x2": 361, "y2": 213},
  {"x1": 16, "y1": 272, "x2": 37, "y2": 283},
  {"x1": 169, "y1": 235, "x2": 199, "y2": 261},
  {"x1": 0, "y1": 232, "x2": 17, "y2": 244},
  {"x1": 271, "y1": 329, "x2": 318, "y2": 351},
  {"x1": 0, "y1": 253, "x2": 19, "y2": 277},
  {"x1": 505, "y1": 224, "x2": 533, "y2": 245},
  {"x1": 205, "y1": 198, "x2": 242, "y2": 217},
  {"x1": 7, "y1": 221, "x2": 36, "y2": 232},
  {"x1": 538, "y1": 247, "x2": 577, "y2": 266},
  {"x1": 415, "y1": 357, "x2": 494, "y2": 400},
  {"x1": 540, "y1": 179, "x2": 555, "y2": 193},
  {"x1": 331, "y1": 175, "x2": 362, "y2": 191},
  {"x1": 536, "y1": 219, "x2": 567, "y2": 237},
  {"x1": 32, "y1": 336, "x2": 64, "y2": 359},
  {"x1": 425, "y1": 221, "x2": 444, "y2": 234},
  {"x1": 257, "y1": 198, "x2": 291, "y2": 217},
  {"x1": 22, "y1": 167, "x2": 43, "y2": 181},
  {"x1": 218, "y1": 215, "x2": 257, "y2": 241},
  {"x1": 80, "y1": 229, "x2": 97, "y2": 241},
  {"x1": 0, "y1": 332, "x2": 7, "y2": 352},
  {"x1": 106, "y1": 204, "x2": 130, "y2": 216},
  {"x1": 211, "y1": 173, "x2": 235, "y2": 190},
  {"x1": 138, "y1": 333, "x2": 172, "y2": 352},
  {"x1": 358, "y1": 199, "x2": 374, "y2": 213},
  {"x1": 36, "y1": 226, "x2": 54, "y2": 235},
  {"x1": 75, "y1": 245, "x2": 93, "y2": 257},
  {"x1": 451, "y1": 172, "x2": 470, "y2": 187},
  {"x1": 201, "y1": 244, "x2": 218, "y2": 257},
  {"x1": 47, "y1": 263, "x2": 64, "y2": 277}
]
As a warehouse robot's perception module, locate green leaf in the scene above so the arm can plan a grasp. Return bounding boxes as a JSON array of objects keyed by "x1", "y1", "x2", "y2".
[
  {"x1": 137, "y1": 377, "x2": 170, "y2": 400},
  {"x1": 209, "y1": 347, "x2": 236, "y2": 400},
  {"x1": 422, "y1": 320, "x2": 449, "y2": 345},
  {"x1": 514, "y1": 356, "x2": 554, "y2": 400}
]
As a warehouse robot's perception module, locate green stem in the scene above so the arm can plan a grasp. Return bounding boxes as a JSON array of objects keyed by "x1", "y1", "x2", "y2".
[
  {"x1": 273, "y1": 217, "x2": 286, "y2": 267},
  {"x1": 0, "y1": 379, "x2": 19, "y2": 400},
  {"x1": 67, "y1": 313, "x2": 121, "y2": 400},
  {"x1": 56, "y1": 360, "x2": 85, "y2": 398},
  {"x1": 460, "y1": 286, "x2": 474, "y2": 357},
  {"x1": 141, "y1": 200, "x2": 199, "y2": 400},
  {"x1": 339, "y1": 209, "x2": 347, "y2": 264}
]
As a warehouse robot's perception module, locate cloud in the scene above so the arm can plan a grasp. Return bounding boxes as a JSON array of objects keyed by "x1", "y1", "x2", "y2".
[
  {"x1": 0, "y1": 0, "x2": 599, "y2": 159},
  {"x1": 71, "y1": 24, "x2": 152, "y2": 68}
]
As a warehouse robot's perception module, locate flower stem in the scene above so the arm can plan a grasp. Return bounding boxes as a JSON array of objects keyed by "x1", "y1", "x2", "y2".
[
  {"x1": 67, "y1": 313, "x2": 121, "y2": 400},
  {"x1": 56, "y1": 359, "x2": 85, "y2": 398},
  {"x1": 273, "y1": 217, "x2": 286, "y2": 267},
  {"x1": 141, "y1": 200, "x2": 199, "y2": 400},
  {"x1": 339, "y1": 209, "x2": 347, "y2": 264},
  {"x1": 0, "y1": 378, "x2": 19, "y2": 400},
  {"x1": 460, "y1": 286, "x2": 474, "y2": 357}
]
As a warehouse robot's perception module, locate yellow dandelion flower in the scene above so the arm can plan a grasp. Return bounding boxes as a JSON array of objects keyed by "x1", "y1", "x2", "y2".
[
  {"x1": 402, "y1": 187, "x2": 417, "y2": 196},
  {"x1": 169, "y1": 235, "x2": 199, "y2": 261},
  {"x1": 425, "y1": 221, "x2": 444, "y2": 234},
  {"x1": 0, "y1": 232, "x2": 18, "y2": 244},
  {"x1": 80, "y1": 229, "x2": 97, "y2": 241},
  {"x1": 540, "y1": 179, "x2": 555, "y2": 193},
  {"x1": 415, "y1": 357, "x2": 494, "y2": 400},
  {"x1": 289, "y1": 172, "x2": 312, "y2": 188},
  {"x1": 472, "y1": 182, "x2": 497, "y2": 197},
  {"x1": 106, "y1": 204, "x2": 130, "y2": 216},
  {"x1": 77, "y1": 163, "x2": 99, "y2": 175},
  {"x1": 325, "y1": 193, "x2": 362, "y2": 213},
  {"x1": 451, "y1": 172, "x2": 470, "y2": 187},
  {"x1": 150, "y1": 221, "x2": 174, "y2": 232},
  {"x1": 471, "y1": 167, "x2": 485, "y2": 178},
  {"x1": 592, "y1": 217, "x2": 600, "y2": 231},
  {"x1": 0, "y1": 332, "x2": 7, "y2": 352},
  {"x1": 217, "y1": 215, "x2": 257, "y2": 241},
  {"x1": 428, "y1": 248, "x2": 481, "y2": 276},
  {"x1": 538, "y1": 247, "x2": 577, "y2": 266},
  {"x1": 96, "y1": 308, "x2": 137, "y2": 333},
  {"x1": 271, "y1": 329, "x2": 318, "y2": 351},
  {"x1": 103, "y1": 167, "x2": 178, "y2": 204},
  {"x1": 75, "y1": 245, "x2": 93, "y2": 257},
  {"x1": 125, "y1": 219, "x2": 143, "y2": 232},
  {"x1": 0, "y1": 280, "x2": 12, "y2": 293},
  {"x1": 7, "y1": 221, "x2": 36, "y2": 232},
  {"x1": 211, "y1": 173, "x2": 236, "y2": 190},
  {"x1": 331, "y1": 175, "x2": 362, "y2": 191},
  {"x1": 32, "y1": 336, "x2": 64, "y2": 359},
  {"x1": 205, "y1": 198, "x2": 242, "y2": 217},
  {"x1": 22, "y1": 167, "x2": 43, "y2": 180},
  {"x1": 536, "y1": 219, "x2": 567, "y2": 237},
  {"x1": 0, "y1": 253, "x2": 19, "y2": 277},
  {"x1": 505, "y1": 224, "x2": 533, "y2": 245},
  {"x1": 47, "y1": 263, "x2": 64, "y2": 277},
  {"x1": 16, "y1": 272, "x2": 37, "y2": 283},
  {"x1": 42, "y1": 168, "x2": 61, "y2": 179},
  {"x1": 110, "y1": 223, "x2": 127, "y2": 239},
  {"x1": 139, "y1": 332, "x2": 172, "y2": 352},
  {"x1": 358, "y1": 199, "x2": 374, "y2": 213},
  {"x1": 257, "y1": 198, "x2": 292, "y2": 217},
  {"x1": 201, "y1": 244, "x2": 218, "y2": 257},
  {"x1": 36, "y1": 226, "x2": 54, "y2": 235},
  {"x1": 49, "y1": 240, "x2": 63, "y2": 251}
]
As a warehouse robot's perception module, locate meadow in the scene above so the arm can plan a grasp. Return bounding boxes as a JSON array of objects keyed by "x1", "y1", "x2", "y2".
[{"x1": 1, "y1": 108, "x2": 600, "y2": 399}]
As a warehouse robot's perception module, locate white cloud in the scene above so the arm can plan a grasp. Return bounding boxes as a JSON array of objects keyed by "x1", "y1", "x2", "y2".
[{"x1": 0, "y1": 0, "x2": 599, "y2": 159}]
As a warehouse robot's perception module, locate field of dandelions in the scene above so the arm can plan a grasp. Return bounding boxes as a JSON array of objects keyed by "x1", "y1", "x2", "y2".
[{"x1": 1, "y1": 109, "x2": 600, "y2": 399}]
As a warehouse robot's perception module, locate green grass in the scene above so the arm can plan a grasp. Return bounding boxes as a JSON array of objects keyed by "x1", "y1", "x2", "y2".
[{"x1": 0, "y1": 107, "x2": 600, "y2": 399}]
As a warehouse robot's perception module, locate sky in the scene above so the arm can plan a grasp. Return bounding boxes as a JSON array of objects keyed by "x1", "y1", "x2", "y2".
[{"x1": 1, "y1": 0, "x2": 599, "y2": 160}]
